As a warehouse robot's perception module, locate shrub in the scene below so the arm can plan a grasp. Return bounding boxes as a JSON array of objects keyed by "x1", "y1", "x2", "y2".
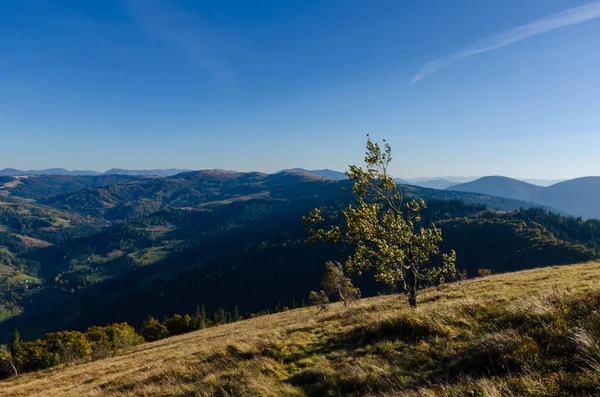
[
  {"x1": 308, "y1": 290, "x2": 329, "y2": 313},
  {"x1": 20, "y1": 340, "x2": 60, "y2": 371},
  {"x1": 163, "y1": 314, "x2": 193, "y2": 336},
  {"x1": 105, "y1": 323, "x2": 144, "y2": 350},
  {"x1": 141, "y1": 317, "x2": 169, "y2": 342},
  {"x1": 43, "y1": 330, "x2": 91, "y2": 363},
  {"x1": 477, "y1": 268, "x2": 493, "y2": 277}
]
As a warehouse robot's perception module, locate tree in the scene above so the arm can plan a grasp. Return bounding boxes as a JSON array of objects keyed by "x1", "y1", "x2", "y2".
[
  {"x1": 141, "y1": 317, "x2": 169, "y2": 342},
  {"x1": 308, "y1": 290, "x2": 329, "y2": 313},
  {"x1": 232, "y1": 306, "x2": 242, "y2": 322},
  {"x1": 85, "y1": 325, "x2": 113, "y2": 360},
  {"x1": 105, "y1": 323, "x2": 144, "y2": 350},
  {"x1": 9, "y1": 330, "x2": 23, "y2": 370},
  {"x1": 164, "y1": 314, "x2": 192, "y2": 335},
  {"x1": 194, "y1": 304, "x2": 208, "y2": 329},
  {"x1": 0, "y1": 344, "x2": 18, "y2": 377},
  {"x1": 304, "y1": 136, "x2": 458, "y2": 308},
  {"x1": 43, "y1": 331, "x2": 91, "y2": 363},
  {"x1": 213, "y1": 307, "x2": 229, "y2": 325},
  {"x1": 321, "y1": 261, "x2": 360, "y2": 306}
]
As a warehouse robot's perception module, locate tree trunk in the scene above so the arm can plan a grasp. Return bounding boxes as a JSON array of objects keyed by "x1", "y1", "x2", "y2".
[
  {"x1": 407, "y1": 267, "x2": 418, "y2": 308},
  {"x1": 338, "y1": 286, "x2": 348, "y2": 306},
  {"x1": 9, "y1": 357, "x2": 18, "y2": 377}
]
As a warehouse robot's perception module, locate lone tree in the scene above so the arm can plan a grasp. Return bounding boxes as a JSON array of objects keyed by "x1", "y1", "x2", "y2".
[
  {"x1": 304, "y1": 136, "x2": 457, "y2": 308},
  {"x1": 321, "y1": 261, "x2": 361, "y2": 306},
  {"x1": 0, "y1": 345, "x2": 18, "y2": 377},
  {"x1": 308, "y1": 261, "x2": 360, "y2": 313}
]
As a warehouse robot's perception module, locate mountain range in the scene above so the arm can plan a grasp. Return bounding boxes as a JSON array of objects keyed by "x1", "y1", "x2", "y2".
[
  {"x1": 4, "y1": 169, "x2": 599, "y2": 341},
  {"x1": 448, "y1": 176, "x2": 600, "y2": 219},
  {"x1": 0, "y1": 168, "x2": 192, "y2": 177},
  {"x1": 0, "y1": 168, "x2": 568, "y2": 187}
]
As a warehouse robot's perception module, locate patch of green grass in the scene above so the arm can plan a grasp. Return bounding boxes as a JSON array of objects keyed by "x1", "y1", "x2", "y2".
[
  {"x1": 129, "y1": 246, "x2": 171, "y2": 265},
  {"x1": 9, "y1": 273, "x2": 41, "y2": 284}
]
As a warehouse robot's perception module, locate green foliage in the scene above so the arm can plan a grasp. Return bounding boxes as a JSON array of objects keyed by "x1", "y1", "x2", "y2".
[
  {"x1": 0, "y1": 344, "x2": 18, "y2": 377},
  {"x1": 213, "y1": 307, "x2": 232, "y2": 325},
  {"x1": 84, "y1": 323, "x2": 143, "y2": 359},
  {"x1": 140, "y1": 317, "x2": 169, "y2": 342},
  {"x1": 308, "y1": 290, "x2": 330, "y2": 310},
  {"x1": 232, "y1": 306, "x2": 242, "y2": 322},
  {"x1": 19, "y1": 340, "x2": 61, "y2": 371},
  {"x1": 305, "y1": 136, "x2": 458, "y2": 307},
  {"x1": 42, "y1": 330, "x2": 91, "y2": 362},
  {"x1": 2, "y1": 168, "x2": 599, "y2": 343},
  {"x1": 321, "y1": 261, "x2": 360, "y2": 306},
  {"x1": 163, "y1": 314, "x2": 193, "y2": 336},
  {"x1": 477, "y1": 268, "x2": 493, "y2": 277},
  {"x1": 9, "y1": 329, "x2": 23, "y2": 366},
  {"x1": 192, "y1": 304, "x2": 208, "y2": 330}
]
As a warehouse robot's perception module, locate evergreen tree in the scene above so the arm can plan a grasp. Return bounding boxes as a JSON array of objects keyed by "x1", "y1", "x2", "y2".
[
  {"x1": 9, "y1": 330, "x2": 23, "y2": 369},
  {"x1": 214, "y1": 307, "x2": 227, "y2": 325},
  {"x1": 232, "y1": 306, "x2": 242, "y2": 322}
]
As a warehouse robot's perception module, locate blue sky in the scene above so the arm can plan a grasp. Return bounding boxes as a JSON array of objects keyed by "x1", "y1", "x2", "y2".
[{"x1": 1, "y1": 0, "x2": 599, "y2": 178}]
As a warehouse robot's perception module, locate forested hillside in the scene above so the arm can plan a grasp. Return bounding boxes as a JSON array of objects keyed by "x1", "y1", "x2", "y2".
[
  {"x1": 0, "y1": 174, "x2": 145, "y2": 201},
  {"x1": 1, "y1": 170, "x2": 599, "y2": 341}
]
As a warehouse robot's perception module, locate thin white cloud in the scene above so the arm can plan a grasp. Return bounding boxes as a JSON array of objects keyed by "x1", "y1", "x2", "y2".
[{"x1": 412, "y1": 2, "x2": 600, "y2": 83}]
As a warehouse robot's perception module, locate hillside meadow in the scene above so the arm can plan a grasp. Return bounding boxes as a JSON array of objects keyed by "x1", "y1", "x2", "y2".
[{"x1": 2, "y1": 261, "x2": 600, "y2": 396}]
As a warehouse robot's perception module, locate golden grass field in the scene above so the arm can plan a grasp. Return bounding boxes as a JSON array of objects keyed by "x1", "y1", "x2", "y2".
[{"x1": 2, "y1": 261, "x2": 600, "y2": 396}]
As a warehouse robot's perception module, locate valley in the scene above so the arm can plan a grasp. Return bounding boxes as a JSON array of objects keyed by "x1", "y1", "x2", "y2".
[{"x1": 1, "y1": 170, "x2": 599, "y2": 342}]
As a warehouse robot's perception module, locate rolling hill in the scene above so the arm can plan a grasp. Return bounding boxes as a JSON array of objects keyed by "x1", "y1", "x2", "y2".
[
  {"x1": 447, "y1": 176, "x2": 543, "y2": 201},
  {"x1": 0, "y1": 174, "x2": 146, "y2": 201},
  {"x1": 448, "y1": 175, "x2": 600, "y2": 219},
  {"x1": 2, "y1": 262, "x2": 600, "y2": 396},
  {"x1": 2, "y1": 169, "x2": 598, "y2": 343},
  {"x1": 278, "y1": 168, "x2": 348, "y2": 180},
  {"x1": 529, "y1": 177, "x2": 600, "y2": 220},
  {"x1": 406, "y1": 178, "x2": 457, "y2": 189},
  {"x1": 2, "y1": 185, "x2": 598, "y2": 341},
  {"x1": 39, "y1": 170, "x2": 541, "y2": 222},
  {"x1": 102, "y1": 168, "x2": 192, "y2": 176}
]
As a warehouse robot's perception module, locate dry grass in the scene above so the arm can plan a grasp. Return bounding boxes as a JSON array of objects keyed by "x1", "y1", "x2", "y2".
[
  {"x1": 14, "y1": 234, "x2": 52, "y2": 248},
  {"x1": 2, "y1": 261, "x2": 600, "y2": 396}
]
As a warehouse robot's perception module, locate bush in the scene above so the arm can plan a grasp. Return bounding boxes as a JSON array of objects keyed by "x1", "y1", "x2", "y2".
[
  {"x1": 163, "y1": 314, "x2": 192, "y2": 336},
  {"x1": 105, "y1": 323, "x2": 144, "y2": 350},
  {"x1": 43, "y1": 330, "x2": 91, "y2": 363},
  {"x1": 477, "y1": 268, "x2": 493, "y2": 277},
  {"x1": 141, "y1": 317, "x2": 169, "y2": 342},
  {"x1": 20, "y1": 340, "x2": 60, "y2": 371},
  {"x1": 86, "y1": 323, "x2": 144, "y2": 358}
]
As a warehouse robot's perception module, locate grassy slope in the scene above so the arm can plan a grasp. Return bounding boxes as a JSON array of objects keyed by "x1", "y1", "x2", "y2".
[{"x1": 2, "y1": 261, "x2": 600, "y2": 396}]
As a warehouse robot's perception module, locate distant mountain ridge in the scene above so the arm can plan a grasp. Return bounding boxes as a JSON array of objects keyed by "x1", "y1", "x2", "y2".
[
  {"x1": 406, "y1": 179, "x2": 457, "y2": 189},
  {"x1": 449, "y1": 176, "x2": 600, "y2": 219},
  {"x1": 278, "y1": 168, "x2": 348, "y2": 180},
  {"x1": 22, "y1": 170, "x2": 547, "y2": 222},
  {"x1": 0, "y1": 168, "x2": 192, "y2": 177}
]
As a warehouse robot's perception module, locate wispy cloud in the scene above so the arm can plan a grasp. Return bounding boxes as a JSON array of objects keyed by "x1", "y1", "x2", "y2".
[
  {"x1": 412, "y1": 2, "x2": 600, "y2": 83},
  {"x1": 123, "y1": 0, "x2": 237, "y2": 87}
]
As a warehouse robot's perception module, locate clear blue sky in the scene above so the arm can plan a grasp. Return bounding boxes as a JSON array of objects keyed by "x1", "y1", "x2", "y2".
[{"x1": 1, "y1": 0, "x2": 599, "y2": 178}]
